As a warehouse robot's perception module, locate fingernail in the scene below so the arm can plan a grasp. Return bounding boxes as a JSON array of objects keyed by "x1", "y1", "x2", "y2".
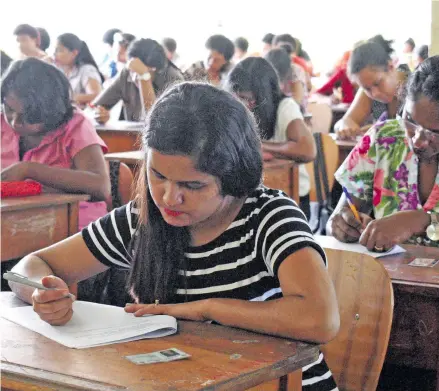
[{"x1": 125, "y1": 303, "x2": 134, "y2": 306}]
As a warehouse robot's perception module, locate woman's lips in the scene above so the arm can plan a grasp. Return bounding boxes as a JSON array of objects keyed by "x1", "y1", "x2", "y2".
[{"x1": 163, "y1": 208, "x2": 183, "y2": 217}]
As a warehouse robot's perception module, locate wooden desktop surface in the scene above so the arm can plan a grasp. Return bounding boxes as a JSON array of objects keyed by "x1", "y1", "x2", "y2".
[{"x1": 1, "y1": 292, "x2": 318, "y2": 391}]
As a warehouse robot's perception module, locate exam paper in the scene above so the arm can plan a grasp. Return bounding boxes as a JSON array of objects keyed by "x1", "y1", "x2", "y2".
[
  {"x1": 2, "y1": 301, "x2": 177, "y2": 349},
  {"x1": 315, "y1": 235, "x2": 406, "y2": 258}
]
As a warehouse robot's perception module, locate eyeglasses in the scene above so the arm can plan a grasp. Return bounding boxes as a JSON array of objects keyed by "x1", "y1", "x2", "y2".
[
  {"x1": 400, "y1": 111, "x2": 439, "y2": 139},
  {"x1": 399, "y1": 113, "x2": 439, "y2": 151}
]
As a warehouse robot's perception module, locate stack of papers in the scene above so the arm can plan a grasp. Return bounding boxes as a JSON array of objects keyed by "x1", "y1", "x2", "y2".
[{"x1": 2, "y1": 301, "x2": 177, "y2": 349}]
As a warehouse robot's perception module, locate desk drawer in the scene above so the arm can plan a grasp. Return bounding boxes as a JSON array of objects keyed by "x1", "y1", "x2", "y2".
[{"x1": 386, "y1": 289, "x2": 439, "y2": 370}]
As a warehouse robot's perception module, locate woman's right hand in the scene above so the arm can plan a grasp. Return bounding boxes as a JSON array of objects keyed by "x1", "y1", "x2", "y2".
[
  {"x1": 334, "y1": 117, "x2": 361, "y2": 140},
  {"x1": 94, "y1": 106, "x2": 110, "y2": 124},
  {"x1": 330, "y1": 206, "x2": 373, "y2": 243},
  {"x1": 32, "y1": 276, "x2": 75, "y2": 326}
]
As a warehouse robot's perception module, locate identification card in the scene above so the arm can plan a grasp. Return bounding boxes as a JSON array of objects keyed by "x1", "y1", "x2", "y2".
[
  {"x1": 408, "y1": 258, "x2": 439, "y2": 268},
  {"x1": 125, "y1": 348, "x2": 191, "y2": 365}
]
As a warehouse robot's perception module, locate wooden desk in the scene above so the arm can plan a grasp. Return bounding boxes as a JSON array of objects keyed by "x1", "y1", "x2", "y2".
[
  {"x1": 1, "y1": 292, "x2": 318, "y2": 391},
  {"x1": 320, "y1": 240, "x2": 439, "y2": 390},
  {"x1": 1, "y1": 194, "x2": 89, "y2": 262},
  {"x1": 379, "y1": 245, "x2": 439, "y2": 389},
  {"x1": 105, "y1": 151, "x2": 300, "y2": 203},
  {"x1": 96, "y1": 121, "x2": 143, "y2": 153},
  {"x1": 329, "y1": 133, "x2": 357, "y2": 167}
]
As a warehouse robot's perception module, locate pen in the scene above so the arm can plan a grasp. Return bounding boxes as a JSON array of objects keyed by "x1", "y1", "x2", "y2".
[
  {"x1": 342, "y1": 186, "x2": 361, "y2": 222},
  {"x1": 3, "y1": 271, "x2": 75, "y2": 299}
]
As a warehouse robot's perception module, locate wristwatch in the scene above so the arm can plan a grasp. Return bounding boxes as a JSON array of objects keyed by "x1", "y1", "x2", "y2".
[
  {"x1": 137, "y1": 72, "x2": 151, "y2": 81},
  {"x1": 426, "y1": 211, "x2": 439, "y2": 241}
]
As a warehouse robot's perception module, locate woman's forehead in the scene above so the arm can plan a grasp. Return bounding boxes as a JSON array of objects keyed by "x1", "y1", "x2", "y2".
[
  {"x1": 406, "y1": 97, "x2": 439, "y2": 130},
  {"x1": 147, "y1": 150, "x2": 214, "y2": 181}
]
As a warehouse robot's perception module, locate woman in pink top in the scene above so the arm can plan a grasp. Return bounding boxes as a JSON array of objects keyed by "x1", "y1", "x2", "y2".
[{"x1": 1, "y1": 58, "x2": 110, "y2": 231}]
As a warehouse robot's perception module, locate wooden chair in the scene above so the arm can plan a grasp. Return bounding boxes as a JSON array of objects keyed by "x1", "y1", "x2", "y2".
[
  {"x1": 321, "y1": 248, "x2": 394, "y2": 391},
  {"x1": 305, "y1": 133, "x2": 339, "y2": 233},
  {"x1": 305, "y1": 133, "x2": 339, "y2": 204},
  {"x1": 105, "y1": 160, "x2": 134, "y2": 211},
  {"x1": 307, "y1": 102, "x2": 333, "y2": 134}
]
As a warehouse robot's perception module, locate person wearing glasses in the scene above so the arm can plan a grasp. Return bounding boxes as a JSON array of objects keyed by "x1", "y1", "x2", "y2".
[{"x1": 328, "y1": 56, "x2": 439, "y2": 251}]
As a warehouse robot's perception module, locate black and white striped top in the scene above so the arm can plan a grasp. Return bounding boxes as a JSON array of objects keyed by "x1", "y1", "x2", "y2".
[{"x1": 82, "y1": 186, "x2": 338, "y2": 391}]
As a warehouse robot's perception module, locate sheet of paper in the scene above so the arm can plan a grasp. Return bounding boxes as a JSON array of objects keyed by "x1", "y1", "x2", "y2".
[
  {"x1": 2, "y1": 301, "x2": 177, "y2": 349},
  {"x1": 315, "y1": 235, "x2": 406, "y2": 258}
]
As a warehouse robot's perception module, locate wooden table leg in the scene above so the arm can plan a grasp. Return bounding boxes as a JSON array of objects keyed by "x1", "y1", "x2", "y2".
[
  {"x1": 67, "y1": 201, "x2": 80, "y2": 236},
  {"x1": 290, "y1": 165, "x2": 300, "y2": 205}
]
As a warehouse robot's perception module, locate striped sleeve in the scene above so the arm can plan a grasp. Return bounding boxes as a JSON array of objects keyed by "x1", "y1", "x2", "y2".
[
  {"x1": 256, "y1": 194, "x2": 327, "y2": 276},
  {"x1": 81, "y1": 202, "x2": 138, "y2": 269}
]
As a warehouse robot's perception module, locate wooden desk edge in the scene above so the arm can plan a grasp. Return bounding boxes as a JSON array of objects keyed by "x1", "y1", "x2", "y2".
[
  {"x1": 1, "y1": 345, "x2": 319, "y2": 391},
  {"x1": 1, "y1": 362, "x2": 124, "y2": 391},
  {"x1": 1, "y1": 194, "x2": 90, "y2": 213}
]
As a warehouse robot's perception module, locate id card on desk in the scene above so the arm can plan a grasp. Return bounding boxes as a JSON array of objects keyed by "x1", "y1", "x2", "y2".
[
  {"x1": 125, "y1": 348, "x2": 191, "y2": 365},
  {"x1": 408, "y1": 258, "x2": 439, "y2": 268}
]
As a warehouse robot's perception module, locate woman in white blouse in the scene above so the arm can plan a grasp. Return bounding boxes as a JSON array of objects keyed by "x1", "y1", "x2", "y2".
[{"x1": 55, "y1": 33, "x2": 103, "y2": 108}]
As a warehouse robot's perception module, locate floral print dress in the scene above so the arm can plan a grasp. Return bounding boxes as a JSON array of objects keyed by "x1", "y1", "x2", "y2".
[{"x1": 335, "y1": 118, "x2": 439, "y2": 246}]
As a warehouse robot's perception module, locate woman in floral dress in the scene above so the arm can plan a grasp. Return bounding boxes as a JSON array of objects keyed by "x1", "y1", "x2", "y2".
[{"x1": 328, "y1": 56, "x2": 439, "y2": 251}]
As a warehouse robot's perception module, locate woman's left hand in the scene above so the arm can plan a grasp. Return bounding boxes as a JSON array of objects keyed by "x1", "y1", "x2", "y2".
[
  {"x1": 1, "y1": 162, "x2": 31, "y2": 182},
  {"x1": 359, "y1": 210, "x2": 430, "y2": 251},
  {"x1": 124, "y1": 300, "x2": 211, "y2": 321}
]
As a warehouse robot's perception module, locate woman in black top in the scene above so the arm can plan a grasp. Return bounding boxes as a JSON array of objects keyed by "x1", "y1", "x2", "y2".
[{"x1": 9, "y1": 82, "x2": 340, "y2": 391}]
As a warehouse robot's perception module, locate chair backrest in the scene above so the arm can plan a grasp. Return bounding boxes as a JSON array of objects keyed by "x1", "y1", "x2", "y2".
[
  {"x1": 106, "y1": 160, "x2": 134, "y2": 211},
  {"x1": 321, "y1": 248, "x2": 394, "y2": 391},
  {"x1": 305, "y1": 133, "x2": 339, "y2": 203},
  {"x1": 307, "y1": 102, "x2": 333, "y2": 134}
]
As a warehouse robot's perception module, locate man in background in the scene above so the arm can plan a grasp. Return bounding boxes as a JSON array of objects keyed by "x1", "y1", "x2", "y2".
[
  {"x1": 13, "y1": 24, "x2": 48, "y2": 60},
  {"x1": 234, "y1": 37, "x2": 248, "y2": 62},
  {"x1": 100, "y1": 28, "x2": 122, "y2": 79},
  {"x1": 162, "y1": 37, "x2": 184, "y2": 69}
]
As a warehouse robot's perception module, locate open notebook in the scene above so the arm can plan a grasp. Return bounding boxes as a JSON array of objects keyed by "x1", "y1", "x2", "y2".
[{"x1": 2, "y1": 301, "x2": 177, "y2": 349}]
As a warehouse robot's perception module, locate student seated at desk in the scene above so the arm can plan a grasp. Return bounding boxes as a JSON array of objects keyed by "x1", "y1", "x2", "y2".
[
  {"x1": 226, "y1": 57, "x2": 316, "y2": 219},
  {"x1": 36, "y1": 27, "x2": 50, "y2": 54},
  {"x1": 112, "y1": 32, "x2": 136, "y2": 69},
  {"x1": 261, "y1": 33, "x2": 275, "y2": 56},
  {"x1": 99, "y1": 28, "x2": 122, "y2": 80},
  {"x1": 272, "y1": 34, "x2": 312, "y2": 85},
  {"x1": 415, "y1": 45, "x2": 429, "y2": 69},
  {"x1": 328, "y1": 56, "x2": 439, "y2": 251},
  {"x1": 0, "y1": 58, "x2": 110, "y2": 230},
  {"x1": 265, "y1": 48, "x2": 306, "y2": 112},
  {"x1": 233, "y1": 37, "x2": 249, "y2": 62},
  {"x1": 13, "y1": 24, "x2": 51, "y2": 62},
  {"x1": 9, "y1": 82, "x2": 339, "y2": 391},
  {"x1": 93, "y1": 38, "x2": 184, "y2": 124},
  {"x1": 183, "y1": 35, "x2": 234, "y2": 86},
  {"x1": 335, "y1": 35, "x2": 410, "y2": 140},
  {"x1": 55, "y1": 33, "x2": 104, "y2": 108}
]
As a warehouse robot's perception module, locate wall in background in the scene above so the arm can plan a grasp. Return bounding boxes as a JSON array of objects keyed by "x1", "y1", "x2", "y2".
[{"x1": 0, "y1": 0, "x2": 432, "y2": 71}]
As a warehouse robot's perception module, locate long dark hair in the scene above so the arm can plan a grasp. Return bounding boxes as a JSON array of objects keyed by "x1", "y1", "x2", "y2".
[
  {"x1": 128, "y1": 82, "x2": 263, "y2": 304},
  {"x1": 1, "y1": 58, "x2": 74, "y2": 131},
  {"x1": 57, "y1": 33, "x2": 104, "y2": 82},
  {"x1": 226, "y1": 57, "x2": 283, "y2": 140}
]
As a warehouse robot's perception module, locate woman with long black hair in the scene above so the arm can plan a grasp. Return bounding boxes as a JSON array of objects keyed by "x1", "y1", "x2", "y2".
[
  {"x1": 9, "y1": 81, "x2": 339, "y2": 391},
  {"x1": 55, "y1": 33, "x2": 104, "y2": 107},
  {"x1": 226, "y1": 57, "x2": 316, "y2": 219}
]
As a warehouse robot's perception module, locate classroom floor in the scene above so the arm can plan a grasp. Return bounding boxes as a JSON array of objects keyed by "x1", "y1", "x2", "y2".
[{"x1": 377, "y1": 364, "x2": 437, "y2": 390}]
